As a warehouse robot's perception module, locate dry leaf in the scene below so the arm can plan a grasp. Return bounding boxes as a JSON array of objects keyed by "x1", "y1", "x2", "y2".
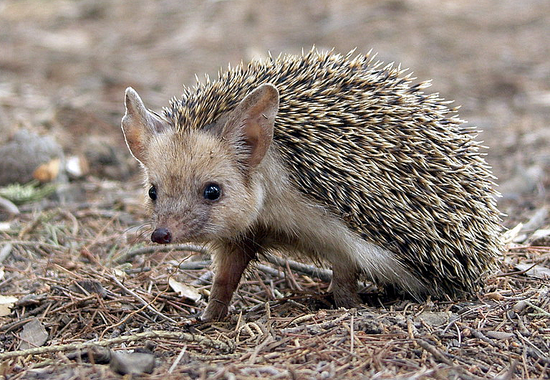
[
  {"x1": 485, "y1": 292, "x2": 505, "y2": 301},
  {"x1": 112, "y1": 268, "x2": 126, "y2": 278},
  {"x1": 33, "y1": 158, "x2": 60, "y2": 182},
  {"x1": 168, "y1": 277, "x2": 201, "y2": 303},
  {"x1": 0, "y1": 222, "x2": 12, "y2": 231},
  {"x1": 502, "y1": 223, "x2": 523, "y2": 244},
  {"x1": 0, "y1": 295, "x2": 18, "y2": 317},
  {"x1": 65, "y1": 155, "x2": 89, "y2": 178}
]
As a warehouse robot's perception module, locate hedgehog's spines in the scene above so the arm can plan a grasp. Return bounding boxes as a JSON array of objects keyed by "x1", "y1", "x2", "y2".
[{"x1": 162, "y1": 50, "x2": 501, "y2": 297}]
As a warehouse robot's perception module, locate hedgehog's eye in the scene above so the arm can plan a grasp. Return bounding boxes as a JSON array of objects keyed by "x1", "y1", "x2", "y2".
[
  {"x1": 203, "y1": 183, "x2": 222, "y2": 201},
  {"x1": 148, "y1": 185, "x2": 157, "y2": 201}
]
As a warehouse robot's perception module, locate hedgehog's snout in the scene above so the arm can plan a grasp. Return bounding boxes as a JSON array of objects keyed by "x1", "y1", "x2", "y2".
[{"x1": 151, "y1": 227, "x2": 172, "y2": 244}]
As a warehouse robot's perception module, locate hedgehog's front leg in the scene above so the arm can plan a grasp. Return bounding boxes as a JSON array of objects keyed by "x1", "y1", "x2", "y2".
[{"x1": 201, "y1": 241, "x2": 256, "y2": 322}]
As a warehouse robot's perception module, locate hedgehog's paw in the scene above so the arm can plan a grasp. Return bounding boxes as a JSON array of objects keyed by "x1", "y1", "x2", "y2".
[
  {"x1": 200, "y1": 300, "x2": 229, "y2": 322},
  {"x1": 333, "y1": 289, "x2": 362, "y2": 309},
  {"x1": 331, "y1": 267, "x2": 362, "y2": 309}
]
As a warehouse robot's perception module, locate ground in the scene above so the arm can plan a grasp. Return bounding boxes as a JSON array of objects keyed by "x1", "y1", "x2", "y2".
[{"x1": 0, "y1": 0, "x2": 549, "y2": 379}]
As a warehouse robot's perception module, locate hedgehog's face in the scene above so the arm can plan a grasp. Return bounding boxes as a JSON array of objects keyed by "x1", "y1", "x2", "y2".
[
  {"x1": 141, "y1": 130, "x2": 265, "y2": 242},
  {"x1": 121, "y1": 84, "x2": 279, "y2": 244}
]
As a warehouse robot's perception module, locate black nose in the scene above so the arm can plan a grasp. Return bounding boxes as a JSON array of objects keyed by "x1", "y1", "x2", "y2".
[{"x1": 151, "y1": 228, "x2": 172, "y2": 244}]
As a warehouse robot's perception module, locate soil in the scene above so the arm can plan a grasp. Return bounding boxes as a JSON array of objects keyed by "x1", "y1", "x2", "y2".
[{"x1": 0, "y1": 0, "x2": 548, "y2": 379}]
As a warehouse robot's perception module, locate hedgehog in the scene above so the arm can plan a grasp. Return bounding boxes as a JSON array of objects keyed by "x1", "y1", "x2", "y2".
[{"x1": 121, "y1": 49, "x2": 502, "y2": 321}]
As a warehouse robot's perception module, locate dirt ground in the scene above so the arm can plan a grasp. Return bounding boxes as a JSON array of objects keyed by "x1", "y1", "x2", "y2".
[{"x1": 0, "y1": 0, "x2": 549, "y2": 379}]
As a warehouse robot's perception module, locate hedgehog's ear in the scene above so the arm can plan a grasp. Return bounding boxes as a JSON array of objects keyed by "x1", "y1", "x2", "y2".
[
  {"x1": 222, "y1": 83, "x2": 279, "y2": 169},
  {"x1": 121, "y1": 87, "x2": 171, "y2": 164}
]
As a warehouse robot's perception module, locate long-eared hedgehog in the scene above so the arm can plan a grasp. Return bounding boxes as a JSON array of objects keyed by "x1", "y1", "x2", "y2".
[{"x1": 121, "y1": 49, "x2": 502, "y2": 321}]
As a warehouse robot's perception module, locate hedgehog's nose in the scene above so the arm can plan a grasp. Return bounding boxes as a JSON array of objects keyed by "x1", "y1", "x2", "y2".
[{"x1": 151, "y1": 228, "x2": 172, "y2": 244}]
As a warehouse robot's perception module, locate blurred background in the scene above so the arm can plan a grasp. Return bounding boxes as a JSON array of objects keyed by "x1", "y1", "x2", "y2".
[{"x1": 0, "y1": 0, "x2": 548, "y2": 224}]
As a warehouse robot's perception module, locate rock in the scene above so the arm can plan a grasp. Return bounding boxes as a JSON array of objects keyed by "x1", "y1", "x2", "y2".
[
  {"x1": 0, "y1": 129, "x2": 64, "y2": 186},
  {"x1": 530, "y1": 229, "x2": 550, "y2": 246}
]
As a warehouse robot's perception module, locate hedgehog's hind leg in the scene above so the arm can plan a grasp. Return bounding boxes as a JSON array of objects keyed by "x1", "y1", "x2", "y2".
[
  {"x1": 331, "y1": 263, "x2": 362, "y2": 308},
  {"x1": 353, "y1": 237, "x2": 430, "y2": 301}
]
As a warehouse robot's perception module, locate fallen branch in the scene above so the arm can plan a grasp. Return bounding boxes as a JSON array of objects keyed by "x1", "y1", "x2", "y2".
[
  {"x1": 0, "y1": 330, "x2": 235, "y2": 361},
  {"x1": 265, "y1": 255, "x2": 332, "y2": 283},
  {"x1": 116, "y1": 243, "x2": 208, "y2": 263}
]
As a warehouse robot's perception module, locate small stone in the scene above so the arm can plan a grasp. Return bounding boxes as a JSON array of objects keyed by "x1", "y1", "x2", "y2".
[
  {"x1": 485, "y1": 331, "x2": 514, "y2": 340},
  {"x1": 415, "y1": 311, "x2": 451, "y2": 327},
  {"x1": 19, "y1": 318, "x2": 49, "y2": 350},
  {"x1": 109, "y1": 351, "x2": 156, "y2": 375},
  {"x1": 512, "y1": 300, "x2": 527, "y2": 313},
  {"x1": 67, "y1": 346, "x2": 112, "y2": 364}
]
